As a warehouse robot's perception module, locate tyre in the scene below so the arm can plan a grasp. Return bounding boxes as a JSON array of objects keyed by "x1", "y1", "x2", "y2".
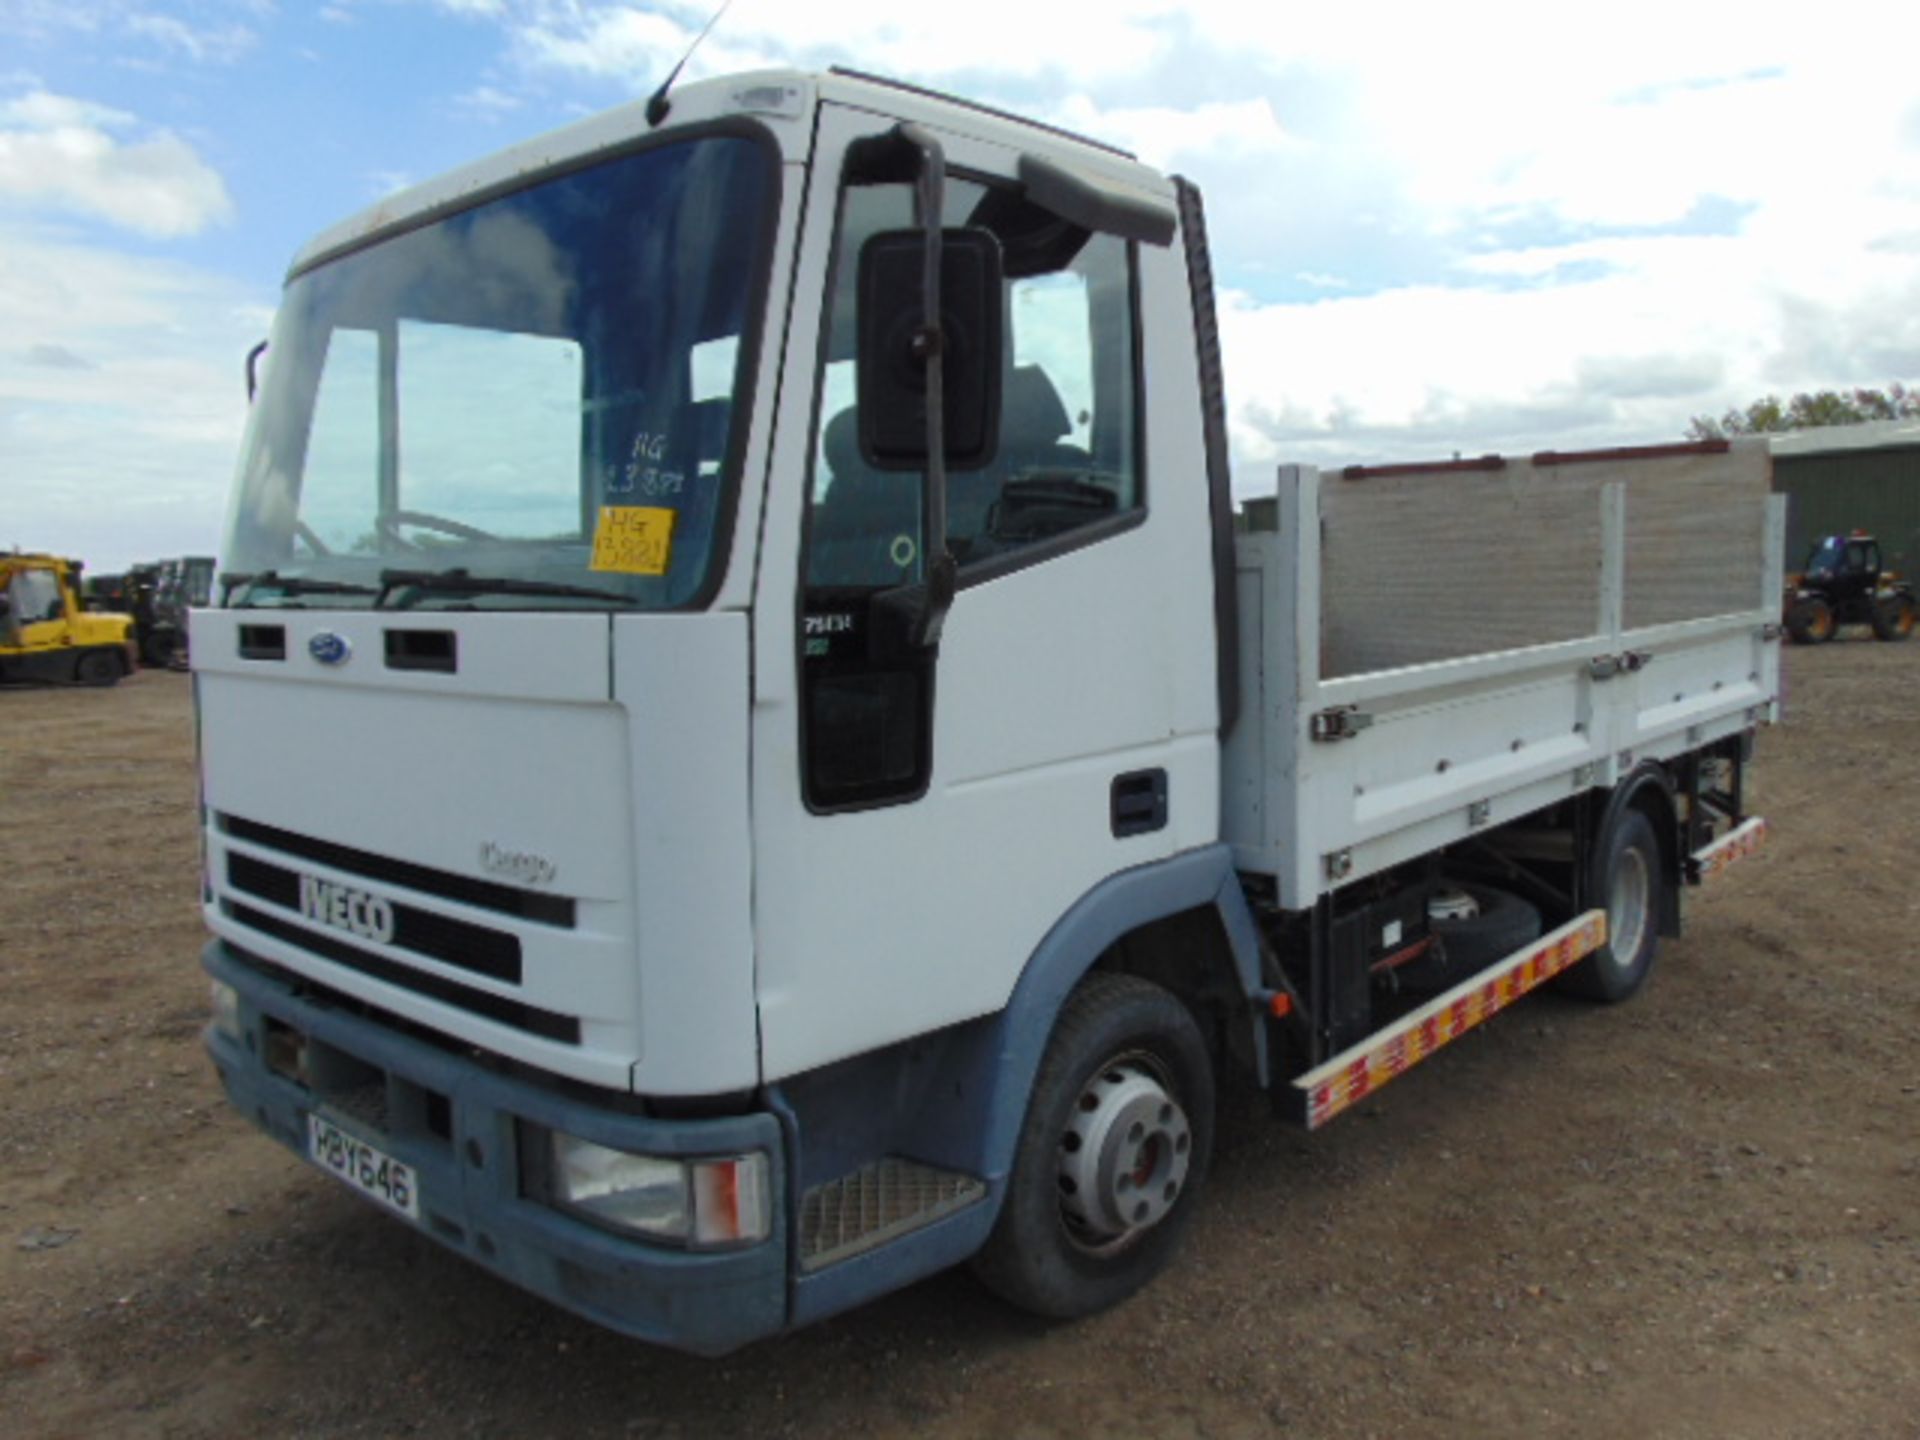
[
  {"x1": 1556, "y1": 808, "x2": 1662, "y2": 1002},
  {"x1": 972, "y1": 973, "x2": 1214, "y2": 1319},
  {"x1": 1425, "y1": 884, "x2": 1542, "y2": 974},
  {"x1": 140, "y1": 629, "x2": 178, "y2": 668},
  {"x1": 1871, "y1": 594, "x2": 1916, "y2": 642},
  {"x1": 73, "y1": 649, "x2": 123, "y2": 687},
  {"x1": 1785, "y1": 597, "x2": 1834, "y2": 644}
]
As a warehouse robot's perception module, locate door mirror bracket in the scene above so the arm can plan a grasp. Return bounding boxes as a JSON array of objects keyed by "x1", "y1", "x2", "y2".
[{"x1": 853, "y1": 123, "x2": 1005, "y2": 651}]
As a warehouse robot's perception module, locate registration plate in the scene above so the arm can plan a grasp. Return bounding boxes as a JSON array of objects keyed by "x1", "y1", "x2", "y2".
[{"x1": 307, "y1": 1114, "x2": 420, "y2": 1221}]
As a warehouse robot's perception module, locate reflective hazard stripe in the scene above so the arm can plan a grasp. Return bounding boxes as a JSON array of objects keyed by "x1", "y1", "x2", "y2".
[
  {"x1": 1691, "y1": 816, "x2": 1766, "y2": 883},
  {"x1": 1293, "y1": 910, "x2": 1608, "y2": 1131}
]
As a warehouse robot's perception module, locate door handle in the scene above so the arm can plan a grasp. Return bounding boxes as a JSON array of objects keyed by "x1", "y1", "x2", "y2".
[{"x1": 1111, "y1": 769, "x2": 1168, "y2": 838}]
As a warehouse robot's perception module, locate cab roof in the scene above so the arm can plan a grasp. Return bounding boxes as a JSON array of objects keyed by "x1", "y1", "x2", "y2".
[{"x1": 288, "y1": 67, "x2": 1172, "y2": 280}]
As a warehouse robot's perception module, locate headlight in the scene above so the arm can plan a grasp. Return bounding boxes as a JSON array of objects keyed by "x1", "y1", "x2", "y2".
[
  {"x1": 547, "y1": 1132, "x2": 770, "y2": 1248},
  {"x1": 209, "y1": 979, "x2": 242, "y2": 1040}
]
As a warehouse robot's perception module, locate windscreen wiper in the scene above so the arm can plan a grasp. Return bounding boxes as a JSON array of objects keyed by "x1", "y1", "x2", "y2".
[
  {"x1": 222, "y1": 570, "x2": 379, "y2": 606},
  {"x1": 376, "y1": 568, "x2": 634, "y2": 610}
]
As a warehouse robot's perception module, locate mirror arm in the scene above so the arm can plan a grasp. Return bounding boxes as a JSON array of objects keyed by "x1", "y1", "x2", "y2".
[
  {"x1": 245, "y1": 340, "x2": 268, "y2": 402},
  {"x1": 894, "y1": 122, "x2": 958, "y2": 649}
]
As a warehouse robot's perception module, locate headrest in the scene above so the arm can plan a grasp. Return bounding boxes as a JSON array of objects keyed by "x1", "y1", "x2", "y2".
[
  {"x1": 1005, "y1": 365, "x2": 1071, "y2": 443},
  {"x1": 823, "y1": 407, "x2": 862, "y2": 480},
  {"x1": 681, "y1": 397, "x2": 731, "y2": 458}
]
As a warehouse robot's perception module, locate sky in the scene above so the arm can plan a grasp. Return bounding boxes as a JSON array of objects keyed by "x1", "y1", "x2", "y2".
[{"x1": 3, "y1": 0, "x2": 1918, "y2": 570}]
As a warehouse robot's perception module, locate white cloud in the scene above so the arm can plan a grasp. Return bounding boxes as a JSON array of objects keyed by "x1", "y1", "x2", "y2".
[
  {"x1": 1052, "y1": 96, "x2": 1296, "y2": 173},
  {"x1": 368, "y1": 168, "x2": 415, "y2": 196},
  {"x1": 510, "y1": 6, "x2": 698, "y2": 80},
  {"x1": 1216, "y1": 216, "x2": 1920, "y2": 473},
  {"x1": 2, "y1": 3, "x2": 264, "y2": 60},
  {"x1": 0, "y1": 88, "x2": 233, "y2": 236},
  {"x1": 2, "y1": 91, "x2": 133, "y2": 128},
  {"x1": 127, "y1": 12, "x2": 258, "y2": 64},
  {"x1": 0, "y1": 222, "x2": 263, "y2": 568},
  {"x1": 8, "y1": 0, "x2": 1914, "y2": 561},
  {"x1": 499, "y1": 0, "x2": 1172, "y2": 89},
  {"x1": 453, "y1": 84, "x2": 524, "y2": 118},
  {"x1": 292, "y1": 2, "x2": 1920, "y2": 465}
]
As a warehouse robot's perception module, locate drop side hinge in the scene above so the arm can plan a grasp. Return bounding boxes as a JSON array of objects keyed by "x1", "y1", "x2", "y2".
[{"x1": 1310, "y1": 706, "x2": 1373, "y2": 742}]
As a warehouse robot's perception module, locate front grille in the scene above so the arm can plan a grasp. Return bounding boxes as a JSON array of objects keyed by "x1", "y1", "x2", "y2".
[
  {"x1": 222, "y1": 900, "x2": 581, "y2": 1044},
  {"x1": 217, "y1": 813, "x2": 574, "y2": 928},
  {"x1": 326, "y1": 1081, "x2": 391, "y2": 1135},
  {"x1": 226, "y1": 851, "x2": 521, "y2": 983}
]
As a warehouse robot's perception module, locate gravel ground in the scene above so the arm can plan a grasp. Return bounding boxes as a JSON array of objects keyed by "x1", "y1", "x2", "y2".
[{"x1": 2, "y1": 646, "x2": 1918, "y2": 1439}]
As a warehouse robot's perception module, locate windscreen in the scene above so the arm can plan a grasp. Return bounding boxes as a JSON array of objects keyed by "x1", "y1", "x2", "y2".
[
  {"x1": 1805, "y1": 538, "x2": 1847, "y2": 573},
  {"x1": 224, "y1": 132, "x2": 775, "y2": 610}
]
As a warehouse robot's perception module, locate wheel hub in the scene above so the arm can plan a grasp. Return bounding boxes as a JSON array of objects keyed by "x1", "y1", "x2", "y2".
[
  {"x1": 1609, "y1": 845, "x2": 1650, "y2": 963},
  {"x1": 1057, "y1": 1061, "x2": 1192, "y2": 1247},
  {"x1": 1428, "y1": 886, "x2": 1480, "y2": 922}
]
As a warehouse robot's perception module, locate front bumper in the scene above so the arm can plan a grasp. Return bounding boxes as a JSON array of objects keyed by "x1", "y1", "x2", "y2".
[{"x1": 202, "y1": 940, "x2": 787, "y2": 1355}]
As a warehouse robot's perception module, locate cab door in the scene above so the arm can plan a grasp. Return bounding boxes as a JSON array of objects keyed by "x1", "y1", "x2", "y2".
[
  {"x1": 747, "y1": 100, "x2": 1222, "y2": 1082},
  {"x1": 4, "y1": 567, "x2": 76, "y2": 675},
  {"x1": 1840, "y1": 539, "x2": 1881, "y2": 618}
]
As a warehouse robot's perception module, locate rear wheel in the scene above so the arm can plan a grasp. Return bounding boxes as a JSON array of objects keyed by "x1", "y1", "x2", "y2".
[
  {"x1": 1556, "y1": 808, "x2": 1662, "y2": 1002},
  {"x1": 140, "y1": 629, "x2": 177, "y2": 668},
  {"x1": 73, "y1": 648, "x2": 123, "y2": 687},
  {"x1": 972, "y1": 973, "x2": 1214, "y2": 1319},
  {"x1": 1871, "y1": 594, "x2": 1916, "y2": 641},
  {"x1": 1786, "y1": 597, "x2": 1834, "y2": 644}
]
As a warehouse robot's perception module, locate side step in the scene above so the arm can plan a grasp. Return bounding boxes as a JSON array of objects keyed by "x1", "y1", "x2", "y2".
[
  {"x1": 1290, "y1": 910, "x2": 1608, "y2": 1130},
  {"x1": 797, "y1": 1158, "x2": 985, "y2": 1272}
]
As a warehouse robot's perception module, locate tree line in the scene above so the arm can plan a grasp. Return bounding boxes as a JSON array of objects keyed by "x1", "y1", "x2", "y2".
[{"x1": 1688, "y1": 384, "x2": 1920, "y2": 439}]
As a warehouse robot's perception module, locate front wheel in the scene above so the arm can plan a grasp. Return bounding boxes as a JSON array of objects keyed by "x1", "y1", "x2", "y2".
[
  {"x1": 972, "y1": 973, "x2": 1214, "y2": 1319},
  {"x1": 1786, "y1": 597, "x2": 1834, "y2": 644},
  {"x1": 73, "y1": 648, "x2": 123, "y2": 686},
  {"x1": 1872, "y1": 594, "x2": 1916, "y2": 641},
  {"x1": 1556, "y1": 808, "x2": 1663, "y2": 1002}
]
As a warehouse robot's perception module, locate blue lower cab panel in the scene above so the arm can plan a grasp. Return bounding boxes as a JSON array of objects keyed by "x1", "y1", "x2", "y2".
[{"x1": 201, "y1": 940, "x2": 788, "y2": 1356}]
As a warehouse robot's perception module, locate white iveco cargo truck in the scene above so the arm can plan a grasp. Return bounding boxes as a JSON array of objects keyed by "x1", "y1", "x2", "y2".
[{"x1": 197, "y1": 67, "x2": 1780, "y2": 1353}]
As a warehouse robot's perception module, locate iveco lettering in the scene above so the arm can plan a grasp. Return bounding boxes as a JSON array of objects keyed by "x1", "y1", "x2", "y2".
[
  {"x1": 195, "y1": 68, "x2": 1781, "y2": 1356},
  {"x1": 298, "y1": 876, "x2": 395, "y2": 945}
]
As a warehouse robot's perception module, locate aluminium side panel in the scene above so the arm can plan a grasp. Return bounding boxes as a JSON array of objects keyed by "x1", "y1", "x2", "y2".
[
  {"x1": 1614, "y1": 441, "x2": 1780, "y2": 760},
  {"x1": 1227, "y1": 446, "x2": 1778, "y2": 911},
  {"x1": 1293, "y1": 463, "x2": 1610, "y2": 906}
]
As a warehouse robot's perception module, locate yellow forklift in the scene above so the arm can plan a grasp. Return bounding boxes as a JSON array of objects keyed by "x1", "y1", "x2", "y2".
[{"x1": 0, "y1": 553, "x2": 137, "y2": 685}]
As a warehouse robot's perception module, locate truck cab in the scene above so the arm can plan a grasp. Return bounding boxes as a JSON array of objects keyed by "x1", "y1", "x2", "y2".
[
  {"x1": 0, "y1": 553, "x2": 135, "y2": 685},
  {"x1": 199, "y1": 68, "x2": 1226, "y2": 1351}
]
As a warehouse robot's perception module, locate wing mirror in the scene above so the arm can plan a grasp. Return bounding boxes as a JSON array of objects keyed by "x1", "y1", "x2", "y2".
[{"x1": 855, "y1": 226, "x2": 1003, "y2": 472}]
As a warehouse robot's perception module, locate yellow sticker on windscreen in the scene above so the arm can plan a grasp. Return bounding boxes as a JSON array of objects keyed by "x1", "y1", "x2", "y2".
[{"x1": 590, "y1": 506, "x2": 676, "y2": 576}]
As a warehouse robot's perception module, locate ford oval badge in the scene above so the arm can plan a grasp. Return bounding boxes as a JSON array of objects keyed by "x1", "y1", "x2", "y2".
[{"x1": 309, "y1": 631, "x2": 351, "y2": 666}]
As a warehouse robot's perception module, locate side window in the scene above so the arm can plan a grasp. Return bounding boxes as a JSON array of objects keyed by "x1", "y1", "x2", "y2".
[
  {"x1": 804, "y1": 175, "x2": 1140, "y2": 590},
  {"x1": 11, "y1": 570, "x2": 64, "y2": 624},
  {"x1": 977, "y1": 247, "x2": 1138, "y2": 560}
]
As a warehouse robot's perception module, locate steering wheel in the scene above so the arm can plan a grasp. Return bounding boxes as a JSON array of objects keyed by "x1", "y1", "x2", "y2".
[
  {"x1": 294, "y1": 520, "x2": 332, "y2": 557},
  {"x1": 376, "y1": 510, "x2": 498, "y2": 549}
]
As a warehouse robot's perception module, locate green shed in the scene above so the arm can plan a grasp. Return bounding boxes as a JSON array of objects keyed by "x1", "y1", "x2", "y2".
[{"x1": 1771, "y1": 420, "x2": 1920, "y2": 578}]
